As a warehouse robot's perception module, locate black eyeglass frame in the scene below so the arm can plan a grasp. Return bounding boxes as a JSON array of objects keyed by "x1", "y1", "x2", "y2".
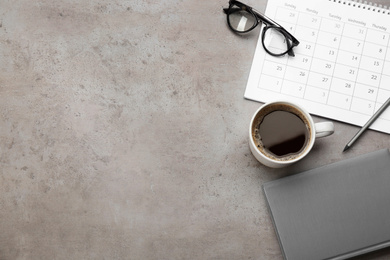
[{"x1": 223, "y1": 0, "x2": 300, "y2": 57}]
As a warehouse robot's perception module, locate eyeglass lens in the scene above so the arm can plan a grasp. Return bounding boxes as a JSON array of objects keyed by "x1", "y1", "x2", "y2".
[
  {"x1": 227, "y1": 5, "x2": 256, "y2": 32},
  {"x1": 262, "y1": 27, "x2": 293, "y2": 56}
]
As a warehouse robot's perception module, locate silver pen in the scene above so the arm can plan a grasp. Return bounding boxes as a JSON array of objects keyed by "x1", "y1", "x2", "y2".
[{"x1": 343, "y1": 96, "x2": 390, "y2": 152}]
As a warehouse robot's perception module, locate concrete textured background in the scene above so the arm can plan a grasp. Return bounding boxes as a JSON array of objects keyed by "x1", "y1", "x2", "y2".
[{"x1": 1, "y1": 0, "x2": 390, "y2": 259}]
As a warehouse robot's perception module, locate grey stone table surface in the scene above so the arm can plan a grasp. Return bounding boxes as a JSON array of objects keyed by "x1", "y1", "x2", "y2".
[{"x1": 1, "y1": 0, "x2": 390, "y2": 259}]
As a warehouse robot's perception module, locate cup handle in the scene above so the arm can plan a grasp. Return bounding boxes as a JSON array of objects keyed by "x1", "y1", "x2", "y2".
[{"x1": 314, "y1": 122, "x2": 334, "y2": 138}]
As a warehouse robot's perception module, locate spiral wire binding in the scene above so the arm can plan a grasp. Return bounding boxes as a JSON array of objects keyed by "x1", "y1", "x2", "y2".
[{"x1": 329, "y1": 0, "x2": 390, "y2": 14}]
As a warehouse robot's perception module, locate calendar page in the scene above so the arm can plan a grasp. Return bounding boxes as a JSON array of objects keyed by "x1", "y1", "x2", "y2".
[{"x1": 244, "y1": 0, "x2": 390, "y2": 134}]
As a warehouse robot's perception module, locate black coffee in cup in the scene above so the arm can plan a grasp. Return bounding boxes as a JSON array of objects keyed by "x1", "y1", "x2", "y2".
[{"x1": 252, "y1": 104, "x2": 311, "y2": 161}]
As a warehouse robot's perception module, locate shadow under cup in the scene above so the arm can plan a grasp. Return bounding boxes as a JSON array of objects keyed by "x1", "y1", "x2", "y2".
[{"x1": 250, "y1": 102, "x2": 314, "y2": 164}]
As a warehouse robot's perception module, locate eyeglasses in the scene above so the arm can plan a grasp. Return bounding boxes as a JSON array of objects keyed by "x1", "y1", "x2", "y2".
[{"x1": 223, "y1": 0, "x2": 299, "y2": 57}]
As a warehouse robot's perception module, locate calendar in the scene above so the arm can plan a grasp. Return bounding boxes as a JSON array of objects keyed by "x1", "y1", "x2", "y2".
[{"x1": 244, "y1": 0, "x2": 390, "y2": 134}]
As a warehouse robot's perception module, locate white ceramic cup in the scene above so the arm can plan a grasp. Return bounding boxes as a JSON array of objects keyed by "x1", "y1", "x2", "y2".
[{"x1": 249, "y1": 101, "x2": 334, "y2": 168}]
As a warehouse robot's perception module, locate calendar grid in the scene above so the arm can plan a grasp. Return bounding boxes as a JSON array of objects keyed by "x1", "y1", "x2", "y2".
[
  {"x1": 294, "y1": 11, "x2": 310, "y2": 100},
  {"x1": 300, "y1": 12, "x2": 311, "y2": 100},
  {"x1": 323, "y1": 16, "x2": 344, "y2": 107},
  {"x1": 264, "y1": 8, "x2": 390, "y2": 110},
  {"x1": 349, "y1": 19, "x2": 367, "y2": 111},
  {"x1": 375, "y1": 34, "x2": 390, "y2": 111},
  {"x1": 245, "y1": 0, "x2": 390, "y2": 133}
]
